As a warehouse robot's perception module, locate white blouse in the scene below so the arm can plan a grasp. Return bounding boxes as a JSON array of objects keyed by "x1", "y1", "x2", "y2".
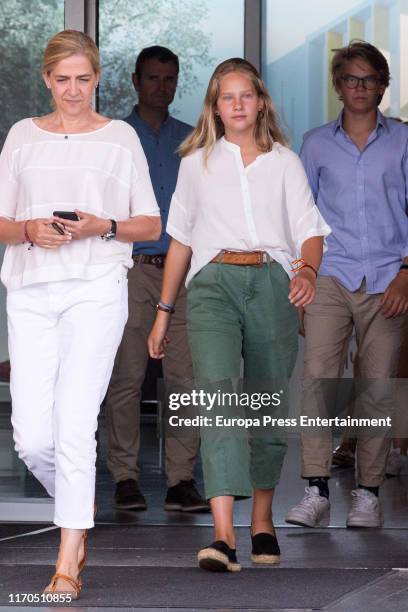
[
  {"x1": 167, "y1": 137, "x2": 331, "y2": 287},
  {"x1": 0, "y1": 118, "x2": 160, "y2": 290}
]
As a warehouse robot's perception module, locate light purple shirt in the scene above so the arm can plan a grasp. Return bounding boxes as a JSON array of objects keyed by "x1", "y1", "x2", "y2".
[{"x1": 300, "y1": 111, "x2": 408, "y2": 294}]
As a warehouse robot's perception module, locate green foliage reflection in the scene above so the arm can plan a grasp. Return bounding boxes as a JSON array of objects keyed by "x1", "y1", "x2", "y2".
[
  {"x1": 99, "y1": 0, "x2": 214, "y2": 118},
  {"x1": 0, "y1": 0, "x2": 64, "y2": 145}
]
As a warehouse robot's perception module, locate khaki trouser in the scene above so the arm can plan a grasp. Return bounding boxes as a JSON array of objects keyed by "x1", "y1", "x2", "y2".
[
  {"x1": 106, "y1": 261, "x2": 199, "y2": 487},
  {"x1": 301, "y1": 276, "x2": 406, "y2": 487}
]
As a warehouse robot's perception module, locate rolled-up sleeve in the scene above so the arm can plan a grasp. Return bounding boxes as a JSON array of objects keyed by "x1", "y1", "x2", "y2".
[
  {"x1": 166, "y1": 157, "x2": 194, "y2": 247},
  {"x1": 284, "y1": 151, "x2": 331, "y2": 255},
  {"x1": 0, "y1": 128, "x2": 18, "y2": 220},
  {"x1": 129, "y1": 134, "x2": 160, "y2": 218}
]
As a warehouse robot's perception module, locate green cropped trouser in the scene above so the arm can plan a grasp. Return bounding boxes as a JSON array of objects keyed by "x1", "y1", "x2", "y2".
[{"x1": 187, "y1": 261, "x2": 299, "y2": 500}]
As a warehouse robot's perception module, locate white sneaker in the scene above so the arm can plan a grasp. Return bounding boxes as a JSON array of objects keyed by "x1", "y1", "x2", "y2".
[
  {"x1": 285, "y1": 486, "x2": 330, "y2": 527},
  {"x1": 346, "y1": 489, "x2": 383, "y2": 528},
  {"x1": 386, "y1": 450, "x2": 405, "y2": 477}
]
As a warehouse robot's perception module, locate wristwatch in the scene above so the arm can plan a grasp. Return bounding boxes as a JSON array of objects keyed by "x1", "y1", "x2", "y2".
[{"x1": 101, "y1": 219, "x2": 117, "y2": 241}]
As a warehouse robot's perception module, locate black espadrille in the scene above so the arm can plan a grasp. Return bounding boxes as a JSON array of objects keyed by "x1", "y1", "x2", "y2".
[
  {"x1": 250, "y1": 530, "x2": 281, "y2": 564},
  {"x1": 197, "y1": 540, "x2": 241, "y2": 572}
]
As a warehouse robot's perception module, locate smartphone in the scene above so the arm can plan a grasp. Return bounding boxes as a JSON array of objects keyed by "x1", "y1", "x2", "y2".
[
  {"x1": 51, "y1": 222, "x2": 66, "y2": 235},
  {"x1": 53, "y1": 211, "x2": 80, "y2": 221}
]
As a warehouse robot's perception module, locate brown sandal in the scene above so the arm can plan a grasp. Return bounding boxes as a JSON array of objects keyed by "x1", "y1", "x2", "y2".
[{"x1": 43, "y1": 572, "x2": 81, "y2": 600}]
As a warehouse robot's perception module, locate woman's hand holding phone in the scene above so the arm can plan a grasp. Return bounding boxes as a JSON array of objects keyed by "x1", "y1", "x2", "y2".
[
  {"x1": 53, "y1": 209, "x2": 110, "y2": 240},
  {"x1": 25, "y1": 218, "x2": 72, "y2": 249}
]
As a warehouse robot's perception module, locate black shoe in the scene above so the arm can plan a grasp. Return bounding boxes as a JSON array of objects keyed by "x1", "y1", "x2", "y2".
[
  {"x1": 164, "y1": 479, "x2": 210, "y2": 512},
  {"x1": 250, "y1": 530, "x2": 281, "y2": 564},
  {"x1": 198, "y1": 540, "x2": 241, "y2": 572},
  {"x1": 114, "y1": 479, "x2": 147, "y2": 510}
]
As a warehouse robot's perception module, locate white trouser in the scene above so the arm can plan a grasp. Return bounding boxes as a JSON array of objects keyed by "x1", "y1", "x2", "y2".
[{"x1": 7, "y1": 267, "x2": 128, "y2": 529}]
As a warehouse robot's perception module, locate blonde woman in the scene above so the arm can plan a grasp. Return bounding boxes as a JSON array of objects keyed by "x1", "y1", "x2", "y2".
[
  {"x1": 148, "y1": 58, "x2": 330, "y2": 571},
  {"x1": 0, "y1": 30, "x2": 160, "y2": 597}
]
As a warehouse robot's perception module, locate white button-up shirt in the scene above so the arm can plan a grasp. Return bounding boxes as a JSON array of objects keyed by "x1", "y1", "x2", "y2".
[{"x1": 167, "y1": 137, "x2": 331, "y2": 286}]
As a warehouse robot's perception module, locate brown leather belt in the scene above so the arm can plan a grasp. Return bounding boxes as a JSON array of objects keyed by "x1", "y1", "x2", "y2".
[
  {"x1": 210, "y1": 250, "x2": 272, "y2": 266},
  {"x1": 133, "y1": 254, "x2": 166, "y2": 268}
]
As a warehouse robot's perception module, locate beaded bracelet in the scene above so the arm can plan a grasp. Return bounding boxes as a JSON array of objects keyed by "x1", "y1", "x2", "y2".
[{"x1": 23, "y1": 220, "x2": 34, "y2": 248}]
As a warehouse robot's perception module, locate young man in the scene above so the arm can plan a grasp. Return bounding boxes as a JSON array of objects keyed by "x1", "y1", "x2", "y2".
[
  {"x1": 105, "y1": 46, "x2": 208, "y2": 512},
  {"x1": 286, "y1": 41, "x2": 408, "y2": 528}
]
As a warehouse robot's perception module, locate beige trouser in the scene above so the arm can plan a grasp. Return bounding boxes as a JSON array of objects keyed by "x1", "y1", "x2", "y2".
[
  {"x1": 105, "y1": 261, "x2": 199, "y2": 487},
  {"x1": 301, "y1": 276, "x2": 406, "y2": 487}
]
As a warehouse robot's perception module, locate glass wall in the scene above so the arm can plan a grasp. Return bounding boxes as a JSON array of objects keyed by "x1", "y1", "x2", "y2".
[
  {"x1": 262, "y1": 0, "x2": 408, "y2": 151},
  {"x1": 0, "y1": 1, "x2": 64, "y2": 503},
  {"x1": 0, "y1": 0, "x2": 65, "y2": 367},
  {"x1": 0, "y1": 0, "x2": 65, "y2": 147},
  {"x1": 99, "y1": 0, "x2": 245, "y2": 126}
]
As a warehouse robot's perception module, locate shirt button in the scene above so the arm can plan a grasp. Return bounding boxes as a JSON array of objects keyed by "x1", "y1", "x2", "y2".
[{"x1": 160, "y1": 186, "x2": 164, "y2": 190}]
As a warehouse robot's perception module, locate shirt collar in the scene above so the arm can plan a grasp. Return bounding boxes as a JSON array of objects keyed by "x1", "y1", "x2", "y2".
[
  {"x1": 129, "y1": 105, "x2": 172, "y2": 135},
  {"x1": 333, "y1": 109, "x2": 388, "y2": 135},
  {"x1": 220, "y1": 135, "x2": 241, "y2": 153}
]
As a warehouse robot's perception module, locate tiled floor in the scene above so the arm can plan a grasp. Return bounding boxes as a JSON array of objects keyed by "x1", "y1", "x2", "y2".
[{"x1": 1, "y1": 402, "x2": 408, "y2": 610}]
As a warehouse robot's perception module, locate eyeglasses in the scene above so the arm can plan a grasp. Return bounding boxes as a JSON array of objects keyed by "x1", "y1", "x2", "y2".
[{"x1": 341, "y1": 74, "x2": 380, "y2": 90}]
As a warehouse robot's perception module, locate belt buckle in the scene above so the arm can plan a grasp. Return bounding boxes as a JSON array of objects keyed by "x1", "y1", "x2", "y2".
[{"x1": 152, "y1": 255, "x2": 164, "y2": 269}]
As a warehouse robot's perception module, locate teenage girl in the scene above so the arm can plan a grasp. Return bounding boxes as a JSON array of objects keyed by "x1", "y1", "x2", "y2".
[{"x1": 148, "y1": 58, "x2": 330, "y2": 572}]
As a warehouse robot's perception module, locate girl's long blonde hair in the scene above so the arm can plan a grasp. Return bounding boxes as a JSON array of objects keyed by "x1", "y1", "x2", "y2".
[{"x1": 179, "y1": 58, "x2": 288, "y2": 162}]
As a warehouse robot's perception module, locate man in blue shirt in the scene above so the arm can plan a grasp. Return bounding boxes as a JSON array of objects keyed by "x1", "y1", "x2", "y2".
[
  {"x1": 105, "y1": 46, "x2": 208, "y2": 512},
  {"x1": 286, "y1": 41, "x2": 408, "y2": 529}
]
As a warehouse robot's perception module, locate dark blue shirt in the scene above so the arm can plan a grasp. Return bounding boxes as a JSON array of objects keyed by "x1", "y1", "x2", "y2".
[
  {"x1": 300, "y1": 111, "x2": 408, "y2": 294},
  {"x1": 124, "y1": 106, "x2": 192, "y2": 255}
]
